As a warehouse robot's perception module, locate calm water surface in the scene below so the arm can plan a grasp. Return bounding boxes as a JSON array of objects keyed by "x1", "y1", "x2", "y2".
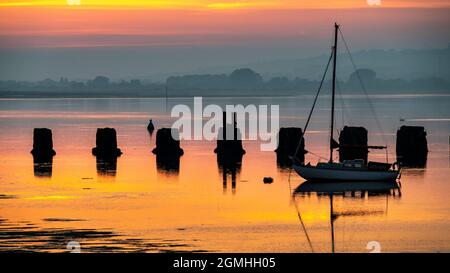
[{"x1": 0, "y1": 94, "x2": 449, "y2": 252}]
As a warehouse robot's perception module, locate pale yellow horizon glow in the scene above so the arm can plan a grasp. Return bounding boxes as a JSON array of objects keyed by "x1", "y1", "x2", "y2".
[{"x1": 0, "y1": 0, "x2": 449, "y2": 9}]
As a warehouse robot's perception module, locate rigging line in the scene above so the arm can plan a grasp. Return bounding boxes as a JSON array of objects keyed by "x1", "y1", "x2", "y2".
[
  {"x1": 307, "y1": 150, "x2": 329, "y2": 162},
  {"x1": 334, "y1": 41, "x2": 345, "y2": 129},
  {"x1": 293, "y1": 49, "x2": 334, "y2": 160},
  {"x1": 338, "y1": 28, "x2": 390, "y2": 153},
  {"x1": 288, "y1": 168, "x2": 292, "y2": 194},
  {"x1": 336, "y1": 80, "x2": 346, "y2": 127},
  {"x1": 335, "y1": 58, "x2": 351, "y2": 128}
]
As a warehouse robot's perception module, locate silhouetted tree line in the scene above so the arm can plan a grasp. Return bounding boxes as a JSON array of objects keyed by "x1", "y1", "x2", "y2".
[{"x1": 0, "y1": 68, "x2": 448, "y2": 97}]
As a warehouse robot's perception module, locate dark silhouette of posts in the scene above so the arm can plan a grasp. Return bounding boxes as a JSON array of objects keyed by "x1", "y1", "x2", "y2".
[
  {"x1": 152, "y1": 128, "x2": 184, "y2": 156},
  {"x1": 338, "y1": 126, "x2": 369, "y2": 163},
  {"x1": 214, "y1": 112, "x2": 245, "y2": 165},
  {"x1": 92, "y1": 128, "x2": 122, "y2": 176},
  {"x1": 215, "y1": 112, "x2": 244, "y2": 194},
  {"x1": 275, "y1": 127, "x2": 304, "y2": 167},
  {"x1": 31, "y1": 128, "x2": 56, "y2": 177},
  {"x1": 31, "y1": 128, "x2": 56, "y2": 158},
  {"x1": 152, "y1": 128, "x2": 183, "y2": 173},
  {"x1": 92, "y1": 128, "x2": 122, "y2": 157},
  {"x1": 396, "y1": 126, "x2": 428, "y2": 167}
]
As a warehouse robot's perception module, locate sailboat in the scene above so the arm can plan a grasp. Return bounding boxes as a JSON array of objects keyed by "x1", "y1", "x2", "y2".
[{"x1": 292, "y1": 23, "x2": 400, "y2": 182}]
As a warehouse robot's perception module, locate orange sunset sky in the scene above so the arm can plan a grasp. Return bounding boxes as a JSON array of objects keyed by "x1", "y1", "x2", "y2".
[{"x1": 0, "y1": 0, "x2": 448, "y2": 80}]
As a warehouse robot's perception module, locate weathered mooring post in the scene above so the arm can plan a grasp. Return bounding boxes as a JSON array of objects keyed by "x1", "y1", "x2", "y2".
[
  {"x1": 152, "y1": 128, "x2": 183, "y2": 173},
  {"x1": 215, "y1": 112, "x2": 244, "y2": 194},
  {"x1": 396, "y1": 125, "x2": 428, "y2": 167},
  {"x1": 31, "y1": 128, "x2": 56, "y2": 158},
  {"x1": 338, "y1": 126, "x2": 369, "y2": 163},
  {"x1": 214, "y1": 112, "x2": 246, "y2": 165},
  {"x1": 92, "y1": 128, "x2": 122, "y2": 157},
  {"x1": 31, "y1": 128, "x2": 56, "y2": 177},
  {"x1": 275, "y1": 127, "x2": 304, "y2": 166},
  {"x1": 152, "y1": 128, "x2": 184, "y2": 156},
  {"x1": 92, "y1": 128, "x2": 122, "y2": 175}
]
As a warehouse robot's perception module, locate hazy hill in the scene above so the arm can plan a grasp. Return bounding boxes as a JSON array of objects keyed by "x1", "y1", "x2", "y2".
[{"x1": 192, "y1": 46, "x2": 450, "y2": 82}]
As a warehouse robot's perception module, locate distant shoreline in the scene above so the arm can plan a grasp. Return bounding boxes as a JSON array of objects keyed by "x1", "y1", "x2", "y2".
[
  {"x1": 0, "y1": 91, "x2": 297, "y2": 99},
  {"x1": 1, "y1": 91, "x2": 449, "y2": 100}
]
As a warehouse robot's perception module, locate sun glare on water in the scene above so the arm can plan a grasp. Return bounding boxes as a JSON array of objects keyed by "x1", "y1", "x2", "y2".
[
  {"x1": 367, "y1": 0, "x2": 381, "y2": 6},
  {"x1": 67, "y1": 0, "x2": 81, "y2": 5}
]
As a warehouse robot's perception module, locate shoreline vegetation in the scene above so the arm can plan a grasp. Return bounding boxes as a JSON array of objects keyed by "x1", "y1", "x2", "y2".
[{"x1": 1, "y1": 68, "x2": 449, "y2": 98}]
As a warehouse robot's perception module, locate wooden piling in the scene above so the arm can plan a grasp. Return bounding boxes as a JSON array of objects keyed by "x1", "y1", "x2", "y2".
[
  {"x1": 338, "y1": 126, "x2": 368, "y2": 163},
  {"x1": 396, "y1": 125, "x2": 428, "y2": 167},
  {"x1": 92, "y1": 128, "x2": 122, "y2": 157}
]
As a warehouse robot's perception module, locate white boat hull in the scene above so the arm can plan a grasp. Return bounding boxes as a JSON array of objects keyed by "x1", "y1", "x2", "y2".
[{"x1": 293, "y1": 164, "x2": 399, "y2": 182}]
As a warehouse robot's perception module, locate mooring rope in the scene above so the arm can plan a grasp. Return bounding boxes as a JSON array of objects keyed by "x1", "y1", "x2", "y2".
[{"x1": 288, "y1": 170, "x2": 315, "y2": 253}]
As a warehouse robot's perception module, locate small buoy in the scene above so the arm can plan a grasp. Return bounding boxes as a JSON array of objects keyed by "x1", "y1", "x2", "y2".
[
  {"x1": 263, "y1": 177, "x2": 273, "y2": 184},
  {"x1": 147, "y1": 119, "x2": 155, "y2": 133}
]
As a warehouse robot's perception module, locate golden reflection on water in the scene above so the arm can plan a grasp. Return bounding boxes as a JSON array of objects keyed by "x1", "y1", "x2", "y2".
[{"x1": 0, "y1": 97, "x2": 450, "y2": 252}]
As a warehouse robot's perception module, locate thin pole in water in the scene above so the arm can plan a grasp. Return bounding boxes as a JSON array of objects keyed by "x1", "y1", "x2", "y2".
[{"x1": 165, "y1": 84, "x2": 168, "y2": 114}]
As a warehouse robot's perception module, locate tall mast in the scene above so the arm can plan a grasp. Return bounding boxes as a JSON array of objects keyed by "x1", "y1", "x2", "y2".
[{"x1": 329, "y1": 23, "x2": 339, "y2": 163}]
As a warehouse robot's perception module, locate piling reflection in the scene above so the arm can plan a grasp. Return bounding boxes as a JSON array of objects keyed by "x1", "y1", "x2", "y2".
[
  {"x1": 218, "y1": 154, "x2": 242, "y2": 194},
  {"x1": 293, "y1": 180, "x2": 401, "y2": 253},
  {"x1": 33, "y1": 155, "x2": 53, "y2": 178},
  {"x1": 96, "y1": 156, "x2": 118, "y2": 176},
  {"x1": 399, "y1": 167, "x2": 426, "y2": 180},
  {"x1": 156, "y1": 154, "x2": 181, "y2": 174}
]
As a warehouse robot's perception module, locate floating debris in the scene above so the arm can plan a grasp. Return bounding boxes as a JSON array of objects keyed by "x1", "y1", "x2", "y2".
[
  {"x1": 263, "y1": 177, "x2": 274, "y2": 184},
  {"x1": 42, "y1": 218, "x2": 86, "y2": 222}
]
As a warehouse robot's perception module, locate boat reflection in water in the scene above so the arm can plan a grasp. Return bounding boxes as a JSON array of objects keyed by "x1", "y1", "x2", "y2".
[{"x1": 293, "y1": 180, "x2": 401, "y2": 253}]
